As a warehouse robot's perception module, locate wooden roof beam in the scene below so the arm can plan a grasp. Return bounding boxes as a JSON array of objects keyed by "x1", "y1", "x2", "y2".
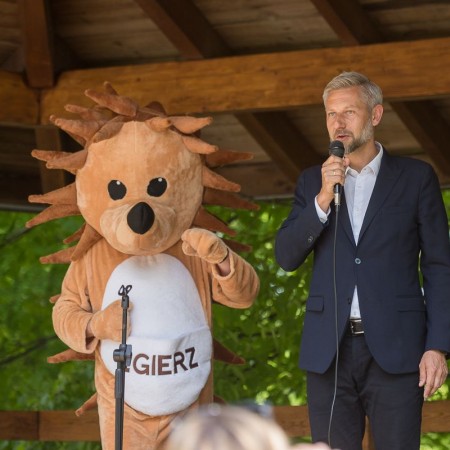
[
  {"x1": 18, "y1": 0, "x2": 54, "y2": 88},
  {"x1": 310, "y1": 0, "x2": 450, "y2": 174},
  {"x1": 40, "y1": 37, "x2": 450, "y2": 120},
  {"x1": 235, "y1": 112, "x2": 321, "y2": 182},
  {"x1": 390, "y1": 101, "x2": 450, "y2": 174},
  {"x1": 133, "y1": 0, "x2": 230, "y2": 59},
  {"x1": 0, "y1": 70, "x2": 38, "y2": 124},
  {"x1": 310, "y1": 0, "x2": 383, "y2": 45},
  {"x1": 135, "y1": 0, "x2": 317, "y2": 180}
]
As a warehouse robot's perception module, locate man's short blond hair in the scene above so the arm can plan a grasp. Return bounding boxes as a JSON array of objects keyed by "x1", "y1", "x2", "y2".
[{"x1": 323, "y1": 71, "x2": 383, "y2": 111}]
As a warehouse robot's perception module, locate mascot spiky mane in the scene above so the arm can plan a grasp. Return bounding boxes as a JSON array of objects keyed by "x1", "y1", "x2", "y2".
[{"x1": 27, "y1": 82, "x2": 260, "y2": 450}]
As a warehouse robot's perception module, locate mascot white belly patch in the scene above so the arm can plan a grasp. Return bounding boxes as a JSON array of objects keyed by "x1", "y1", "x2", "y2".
[{"x1": 100, "y1": 253, "x2": 212, "y2": 416}]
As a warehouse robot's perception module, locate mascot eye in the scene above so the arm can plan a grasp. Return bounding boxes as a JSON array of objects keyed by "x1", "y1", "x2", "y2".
[
  {"x1": 108, "y1": 180, "x2": 127, "y2": 200},
  {"x1": 147, "y1": 177, "x2": 167, "y2": 197}
]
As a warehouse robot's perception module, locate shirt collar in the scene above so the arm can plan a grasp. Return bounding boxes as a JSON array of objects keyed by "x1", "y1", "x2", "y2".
[
  {"x1": 370, "y1": 142, "x2": 383, "y2": 176},
  {"x1": 346, "y1": 142, "x2": 383, "y2": 177}
]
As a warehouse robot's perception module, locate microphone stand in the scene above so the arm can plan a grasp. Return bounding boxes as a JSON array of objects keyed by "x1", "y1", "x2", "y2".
[{"x1": 113, "y1": 285, "x2": 133, "y2": 450}]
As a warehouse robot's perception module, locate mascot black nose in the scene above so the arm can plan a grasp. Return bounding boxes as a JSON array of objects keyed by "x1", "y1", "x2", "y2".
[{"x1": 127, "y1": 202, "x2": 155, "y2": 235}]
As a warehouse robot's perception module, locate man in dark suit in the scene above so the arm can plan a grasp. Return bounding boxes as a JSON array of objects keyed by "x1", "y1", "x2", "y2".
[{"x1": 275, "y1": 71, "x2": 450, "y2": 450}]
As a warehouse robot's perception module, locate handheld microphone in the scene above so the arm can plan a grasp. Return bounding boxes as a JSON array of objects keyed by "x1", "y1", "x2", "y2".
[{"x1": 329, "y1": 140, "x2": 345, "y2": 210}]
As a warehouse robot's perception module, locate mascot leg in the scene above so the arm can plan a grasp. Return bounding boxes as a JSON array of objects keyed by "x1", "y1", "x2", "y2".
[{"x1": 97, "y1": 394, "x2": 193, "y2": 449}]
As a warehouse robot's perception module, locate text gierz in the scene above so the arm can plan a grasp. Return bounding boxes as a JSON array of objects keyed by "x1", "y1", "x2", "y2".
[{"x1": 126, "y1": 347, "x2": 200, "y2": 376}]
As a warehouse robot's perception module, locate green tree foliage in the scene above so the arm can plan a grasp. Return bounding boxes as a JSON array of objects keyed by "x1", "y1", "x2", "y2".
[
  {"x1": 0, "y1": 213, "x2": 98, "y2": 449},
  {"x1": 0, "y1": 194, "x2": 449, "y2": 449},
  {"x1": 211, "y1": 201, "x2": 311, "y2": 406}
]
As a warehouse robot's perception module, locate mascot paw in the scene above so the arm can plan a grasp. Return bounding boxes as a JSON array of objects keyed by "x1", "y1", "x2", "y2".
[
  {"x1": 89, "y1": 299, "x2": 132, "y2": 341},
  {"x1": 181, "y1": 228, "x2": 229, "y2": 265}
]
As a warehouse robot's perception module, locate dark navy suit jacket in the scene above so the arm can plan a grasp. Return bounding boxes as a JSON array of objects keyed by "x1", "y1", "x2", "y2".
[{"x1": 275, "y1": 149, "x2": 450, "y2": 374}]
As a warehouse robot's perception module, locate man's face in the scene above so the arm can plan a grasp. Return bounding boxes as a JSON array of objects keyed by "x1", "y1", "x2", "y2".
[{"x1": 325, "y1": 86, "x2": 374, "y2": 154}]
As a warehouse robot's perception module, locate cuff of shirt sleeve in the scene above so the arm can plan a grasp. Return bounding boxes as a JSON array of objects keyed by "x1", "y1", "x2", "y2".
[{"x1": 314, "y1": 196, "x2": 330, "y2": 224}]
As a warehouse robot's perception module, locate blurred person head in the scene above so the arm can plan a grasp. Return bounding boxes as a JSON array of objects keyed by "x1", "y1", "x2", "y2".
[{"x1": 166, "y1": 403, "x2": 292, "y2": 450}]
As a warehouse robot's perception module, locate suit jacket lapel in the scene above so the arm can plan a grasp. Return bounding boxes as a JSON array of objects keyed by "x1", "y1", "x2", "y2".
[
  {"x1": 338, "y1": 191, "x2": 357, "y2": 247},
  {"x1": 358, "y1": 149, "x2": 401, "y2": 244}
]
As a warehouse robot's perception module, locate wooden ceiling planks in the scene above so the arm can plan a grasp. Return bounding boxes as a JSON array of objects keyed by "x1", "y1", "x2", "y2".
[
  {"x1": 132, "y1": 0, "x2": 321, "y2": 182},
  {"x1": 1, "y1": 0, "x2": 450, "y2": 209},
  {"x1": 134, "y1": 0, "x2": 231, "y2": 59},
  {"x1": 50, "y1": 0, "x2": 178, "y2": 65}
]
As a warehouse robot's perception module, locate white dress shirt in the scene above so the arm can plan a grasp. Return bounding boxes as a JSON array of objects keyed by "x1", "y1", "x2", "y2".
[{"x1": 315, "y1": 143, "x2": 383, "y2": 318}]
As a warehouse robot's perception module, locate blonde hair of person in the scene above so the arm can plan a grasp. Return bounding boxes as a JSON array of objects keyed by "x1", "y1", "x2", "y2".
[
  {"x1": 166, "y1": 403, "x2": 292, "y2": 450},
  {"x1": 322, "y1": 71, "x2": 383, "y2": 111}
]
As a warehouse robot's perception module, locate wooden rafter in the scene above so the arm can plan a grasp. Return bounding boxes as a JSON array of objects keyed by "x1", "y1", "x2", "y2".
[
  {"x1": 18, "y1": 0, "x2": 54, "y2": 88},
  {"x1": 389, "y1": 103, "x2": 450, "y2": 175},
  {"x1": 389, "y1": 101, "x2": 450, "y2": 173},
  {"x1": 310, "y1": 0, "x2": 450, "y2": 175},
  {"x1": 235, "y1": 112, "x2": 321, "y2": 181},
  {"x1": 310, "y1": 0, "x2": 382, "y2": 45},
  {"x1": 133, "y1": 0, "x2": 230, "y2": 59},
  {"x1": 39, "y1": 37, "x2": 450, "y2": 118},
  {"x1": 0, "y1": 71, "x2": 38, "y2": 124},
  {"x1": 134, "y1": 0, "x2": 317, "y2": 181}
]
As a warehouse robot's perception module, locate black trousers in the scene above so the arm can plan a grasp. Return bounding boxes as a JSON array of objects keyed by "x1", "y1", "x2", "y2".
[{"x1": 307, "y1": 332, "x2": 424, "y2": 450}]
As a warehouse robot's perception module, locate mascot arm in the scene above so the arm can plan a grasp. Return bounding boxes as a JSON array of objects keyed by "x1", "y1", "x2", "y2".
[
  {"x1": 52, "y1": 260, "x2": 99, "y2": 354},
  {"x1": 181, "y1": 228, "x2": 259, "y2": 309},
  {"x1": 211, "y1": 249, "x2": 259, "y2": 309},
  {"x1": 88, "y1": 300, "x2": 132, "y2": 341},
  {"x1": 181, "y1": 228, "x2": 229, "y2": 265}
]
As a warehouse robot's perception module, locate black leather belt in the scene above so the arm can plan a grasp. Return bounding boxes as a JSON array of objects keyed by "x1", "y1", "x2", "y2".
[{"x1": 349, "y1": 318, "x2": 364, "y2": 335}]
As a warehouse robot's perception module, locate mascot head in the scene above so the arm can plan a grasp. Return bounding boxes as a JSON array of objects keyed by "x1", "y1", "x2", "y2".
[{"x1": 27, "y1": 82, "x2": 257, "y2": 262}]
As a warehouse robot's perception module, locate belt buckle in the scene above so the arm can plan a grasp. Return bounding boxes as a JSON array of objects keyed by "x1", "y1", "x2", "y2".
[{"x1": 350, "y1": 319, "x2": 364, "y2": 335}]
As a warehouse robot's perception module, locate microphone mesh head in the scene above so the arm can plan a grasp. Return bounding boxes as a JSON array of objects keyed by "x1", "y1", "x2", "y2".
[{"x1": 329, "y1": 140, "x2": 345, "y2": 158}]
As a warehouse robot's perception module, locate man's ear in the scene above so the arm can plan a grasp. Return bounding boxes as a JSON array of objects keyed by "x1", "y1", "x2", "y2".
[{"x1": 372, "y1": 104, "x2": 384, "y2": 126}]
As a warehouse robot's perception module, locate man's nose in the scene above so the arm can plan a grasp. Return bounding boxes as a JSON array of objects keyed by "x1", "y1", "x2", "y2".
[{"x1": 335, "y1": 113, "x2": 346, "y2": 127}]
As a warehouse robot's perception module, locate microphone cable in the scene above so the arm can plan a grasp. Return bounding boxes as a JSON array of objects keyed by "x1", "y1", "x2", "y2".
[
  {"x1": 327, "y1": 201, "x2": 341, "y2": 447},
  {"x1": 326, "y1": 140, "x2": 345, "y2": 447}
]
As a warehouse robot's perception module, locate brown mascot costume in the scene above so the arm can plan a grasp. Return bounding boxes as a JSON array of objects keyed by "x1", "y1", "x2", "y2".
[{"x1": 27, "y1": 82, "x2": 260, "y2": 449}]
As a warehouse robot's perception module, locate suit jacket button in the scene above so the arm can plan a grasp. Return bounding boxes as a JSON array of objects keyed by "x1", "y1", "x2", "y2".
[
  {"x1": 355, "y1": 258, "x2": 361, "y2": 264},
  {"x1": 307, "y1": 235, "x2": 314, "y2": 243}
]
